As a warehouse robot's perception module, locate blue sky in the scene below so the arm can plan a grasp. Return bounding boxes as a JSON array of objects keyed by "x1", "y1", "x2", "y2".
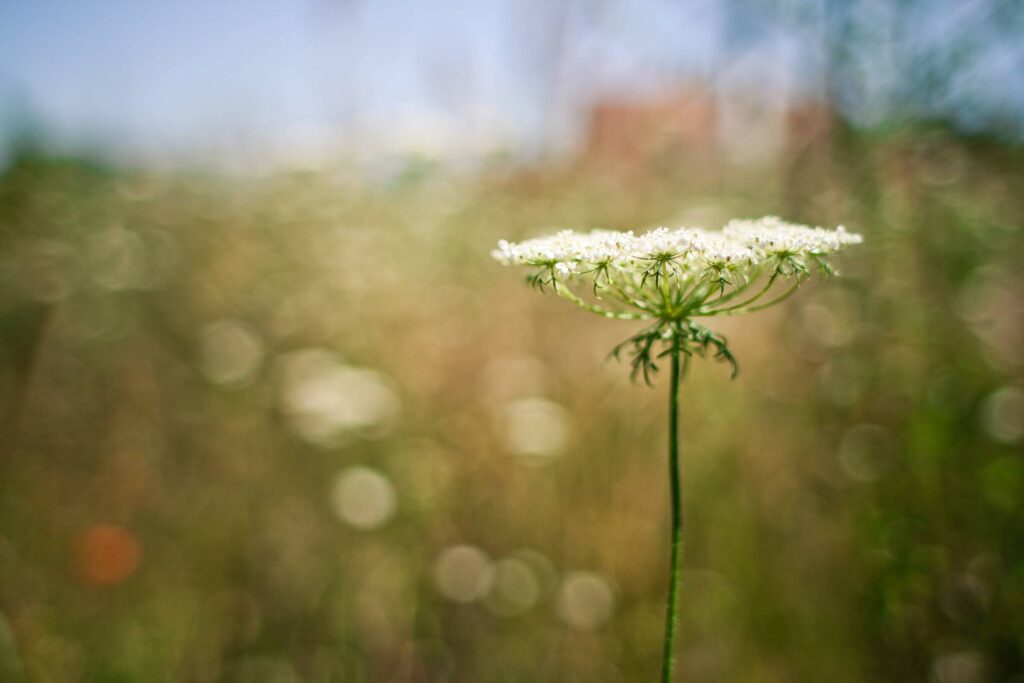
[
  {"x1": 0, "y1": 2, "x2": 501, "y2": 156},
  {"x1": 1, "y1": 0, "x2": 1020, "y2": 164},
  {"x1": 2, "y1": 0, "x2": 721, "y2": 161},
  {"x1": 1, "y1": 1, "x2": 501, "y2": 149}
]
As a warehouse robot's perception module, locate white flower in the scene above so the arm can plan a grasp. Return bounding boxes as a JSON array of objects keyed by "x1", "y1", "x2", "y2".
[
  {"x1": 723, "y1": 216, "x2": 863, "y2": 255},
  {"x1": 492, "y1": 216, "x2": 862, "y2": 321}
]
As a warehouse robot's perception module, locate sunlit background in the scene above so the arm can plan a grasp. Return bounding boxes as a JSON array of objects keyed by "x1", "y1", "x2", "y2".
[{"x1": 1, "y1": 1, "x2": 1023, "y2": 681}]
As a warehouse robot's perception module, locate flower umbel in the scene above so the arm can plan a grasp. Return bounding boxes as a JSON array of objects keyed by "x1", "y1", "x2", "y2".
[{"x1": 493, "y1": 215, "x2": 863, "y2": 381}]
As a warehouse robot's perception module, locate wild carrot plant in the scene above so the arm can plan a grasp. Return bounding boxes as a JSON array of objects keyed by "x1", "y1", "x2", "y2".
[{"x1": 493, "y1": 216, "x2": 863, "y2": 681}]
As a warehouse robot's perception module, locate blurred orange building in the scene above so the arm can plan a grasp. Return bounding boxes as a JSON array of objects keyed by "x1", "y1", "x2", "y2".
[
  {"x1": 579, "y1": 87, "x2": 834, "y2": 173},
  {"x1": 582, "y1": 89, "x2": 718, "y2": 171}
]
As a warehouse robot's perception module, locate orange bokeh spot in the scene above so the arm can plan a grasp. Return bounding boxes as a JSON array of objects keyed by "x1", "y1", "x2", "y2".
[{"x1": 74, "y1": 524, "x2": 141, "y2": 587}]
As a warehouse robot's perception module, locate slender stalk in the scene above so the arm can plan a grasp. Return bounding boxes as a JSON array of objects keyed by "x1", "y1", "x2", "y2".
[
  {"x1": 709, "y1": 280, "x2": 800, "y2": 317},
  {"x1": 661, "y1": 339, "x2": 684, "y2": 683},
  {"x1": 552, "y1": 278, "x2": 654, "y2": 320},
  {"x1": 699, "y1": 273, "x2": 776, "y2": 314}
]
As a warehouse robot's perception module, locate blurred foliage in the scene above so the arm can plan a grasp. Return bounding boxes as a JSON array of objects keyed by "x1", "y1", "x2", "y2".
[{"x1": 0, "y1": 123, "x2": 1023, "y2": 683}]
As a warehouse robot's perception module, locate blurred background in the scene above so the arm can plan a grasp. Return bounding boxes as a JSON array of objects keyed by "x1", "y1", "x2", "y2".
[{"x1": 1, "y1": 1, "x2": 1023, "y2": 681}]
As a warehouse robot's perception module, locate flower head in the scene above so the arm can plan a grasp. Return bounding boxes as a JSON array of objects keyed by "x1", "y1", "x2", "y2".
[
  {"x1": 493, "y1": 216, "x2": 863, "y2": 381},
  {"x1": 493, "y1": 216, "x2": 861, "y2": 319}
]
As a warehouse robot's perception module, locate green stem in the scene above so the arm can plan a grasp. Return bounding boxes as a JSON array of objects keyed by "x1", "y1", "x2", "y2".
[
  {"x1": 661, "y1": 340, "x2": 684, "y2": 683},
  {"x1": 707, "y1": 280, "x2": 800, "y2": 317},
  {"x1": 699, "y1": 273, "x2": 777, "y2": 314},
  {"x1": 553, "y1": 278, "x2": 653, "y2": 320}
]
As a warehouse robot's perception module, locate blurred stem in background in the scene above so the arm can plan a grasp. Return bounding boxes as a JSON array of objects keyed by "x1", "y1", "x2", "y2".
[
  {"x1": 0, "y1": 302, "x2": 53, "y2": 441},
  {"x1": 661, "y1": 342, "x2": 683, "y2": 682}
]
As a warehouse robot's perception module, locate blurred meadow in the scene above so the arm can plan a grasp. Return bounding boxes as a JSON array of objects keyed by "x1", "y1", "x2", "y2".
[{"x1": 1, "y1": 1, "x2": 1024, "y2": 682}]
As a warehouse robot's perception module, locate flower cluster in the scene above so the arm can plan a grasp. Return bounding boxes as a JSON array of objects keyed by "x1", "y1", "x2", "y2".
[
  {"x1": 493, "y1": 216, "x2": 862, "y2": 321},
  {"x1": 493, "y1": 216, "x2": 863, "y2": 381}
]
